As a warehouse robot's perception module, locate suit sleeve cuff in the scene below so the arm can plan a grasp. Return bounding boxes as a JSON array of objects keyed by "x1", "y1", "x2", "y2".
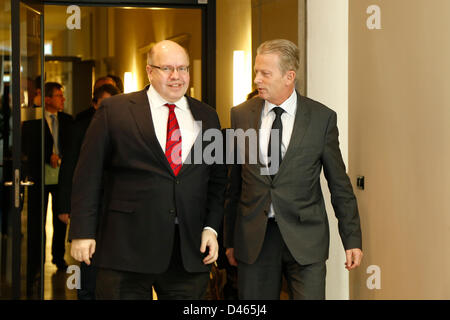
[{"x1": 203, "y1": 226, "x2": 217, "y2": 237}]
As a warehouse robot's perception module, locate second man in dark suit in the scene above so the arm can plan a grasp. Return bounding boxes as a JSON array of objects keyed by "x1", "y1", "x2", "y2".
[{"x1": 224, "y1": 39, "x2": 363, "y2": 300}]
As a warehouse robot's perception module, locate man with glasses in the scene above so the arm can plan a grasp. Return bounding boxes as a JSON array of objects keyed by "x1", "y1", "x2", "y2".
[{"x1": 69, "y1": 40, "x2": 226, "y2": 300}]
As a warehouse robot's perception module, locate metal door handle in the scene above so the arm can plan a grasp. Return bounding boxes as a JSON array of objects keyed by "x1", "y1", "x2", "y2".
[
  {"x1": 4, "y1": 170, "x2": 34, "y2": 208},
  {"x1": 20, "y1": 180, "x2": 35, "y2": 186},
  {"x1": 4, "y1": 180, "x2": 35, "y2": 186}
]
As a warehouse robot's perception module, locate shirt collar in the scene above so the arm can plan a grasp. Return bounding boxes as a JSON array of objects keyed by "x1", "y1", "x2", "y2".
[
  {"x1": 44, "y1": 109, "x2": 57, "y2": 118},
  {"x1": 263, "y1": 89, "x2": 297, "y2": 117},
  {"x1": 147, "y1": 85, "x2": 188, "y2": 111}
]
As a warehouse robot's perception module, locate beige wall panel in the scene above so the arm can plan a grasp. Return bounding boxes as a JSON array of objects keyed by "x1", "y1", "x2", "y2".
[
  {"x1": 251, "y1": 0, "x2": 304, "y2": 93},
  {"x1": 216, "y1": 0, "x2": 252, "y2": 128},
  {"x1": 251, "y1": 0, "x2": 298, "y2": 58},
  {"x1": 307, "y1": 0, "x2": 350, "y2": 300},
  {"x1": 349, "y1": 0, "x2": 450, "y2": 299}
]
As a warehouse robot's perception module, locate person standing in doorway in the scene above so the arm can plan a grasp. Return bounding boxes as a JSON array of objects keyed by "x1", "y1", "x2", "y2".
[{"x1": 22, "y1": 82, "x2": 73, "y2": 295}]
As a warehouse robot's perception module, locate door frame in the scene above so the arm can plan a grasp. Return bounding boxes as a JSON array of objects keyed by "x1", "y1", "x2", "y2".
[
  {"x1": 11, "y1": 0, "x2": 22, "y2": 300},
  {"x1": 10, "y1": 0, "x2": 45, "y2": 299},
  {"x1": 8, "y1": 0, "x2": 216, "y2": 300}
]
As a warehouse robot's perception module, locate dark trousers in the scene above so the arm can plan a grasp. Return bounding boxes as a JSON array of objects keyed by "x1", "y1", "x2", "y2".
[
  {"x1": 78, "y1": 262, "x2": 97, "y2": 300},
  {"x1": 95, "y1": 226, "x2": 209, "y2": 300},
  {"x1": 237, "y1": 219, "x2": 326, "y2": 300}
]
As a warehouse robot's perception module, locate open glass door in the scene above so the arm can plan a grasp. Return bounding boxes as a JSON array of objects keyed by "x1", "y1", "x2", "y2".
[{"x1": 0, "y1": 0, "x2": 44, "y2": 300}]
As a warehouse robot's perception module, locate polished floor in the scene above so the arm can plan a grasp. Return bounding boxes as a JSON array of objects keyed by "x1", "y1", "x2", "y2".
[
  {"x1": 43, "y1": 196, "x2": 77, "y2": 300},
  {"x1": 0, "y1": 194, "x2": 78, "y2": 300}
]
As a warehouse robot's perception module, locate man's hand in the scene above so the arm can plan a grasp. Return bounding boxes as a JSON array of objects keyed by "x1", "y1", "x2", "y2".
[
  {"x1": 71, "y1": 239, "x2": 96, "y2": 265},
  {"x1": 225, "y1": 248, "x2": 238, "y2": 267},
  {"x1": 58, "y1": 213, "x2": 69, "y2": 225},
  {"x1": 50, "y1": 153, "x2": 60, "y2": 168},
  {"x1": 200, "y1": 229, "x2": 218, "y2": 265},
  {"x1": 345, "y1": 248, "x2": 363, "y2": 270}
]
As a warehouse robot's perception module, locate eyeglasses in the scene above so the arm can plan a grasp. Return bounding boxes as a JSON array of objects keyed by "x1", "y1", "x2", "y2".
[{"x1": 150, "y1": 65, "x2": 190, "y2": 74}]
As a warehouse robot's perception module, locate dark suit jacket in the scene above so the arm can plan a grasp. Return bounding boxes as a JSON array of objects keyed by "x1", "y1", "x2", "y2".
[
  {"x1": 224, "y1": 92, "x2": 362, "y2": 265},
  {"x1": 22, "y1": 111, "x2": 74, "y2": 183},
  {"x1": 68, "y1": 87, "x2": 227, "y2": 274},
  {"x1": 57, "y1": 107, "x2": 96, "y2": 214}
]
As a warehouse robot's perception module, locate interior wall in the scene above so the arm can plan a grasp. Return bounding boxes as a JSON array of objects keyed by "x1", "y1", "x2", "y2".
[
  {"x1": 45, "y1": 6, "x2": 202, "y2": 97},
  {"x1": 45, "y1": 6, "x2": 94, "y2": 59},
  {"x1": 306, "y1": 0, "x2": 349, "y2": 300},
  {"x1": 349, "y1": 0, "x2": 450, "y2": 299},
  {"x1": 251, "y1": 0, "x2": 305, "y2": 94},
  {"x1": 251, "y1": 0, "x2": 298, "y2": 61},
  {"x1": 216, "y1": 0, "x2": 252, "y2": 129}
]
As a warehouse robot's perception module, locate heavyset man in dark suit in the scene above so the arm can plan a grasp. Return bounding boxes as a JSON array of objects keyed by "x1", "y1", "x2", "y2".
[
  {"x1": 224, "y1": 39, "x2": 363, "y2": 300},
  {"x1": 69, "y1": 40, "x2": 227, "y2": 299},
  {"x1": 22, "y1": 82, "x2": 73, "y2": 295}
]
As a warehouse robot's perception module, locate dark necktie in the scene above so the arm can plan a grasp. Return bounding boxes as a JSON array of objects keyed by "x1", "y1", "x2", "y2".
[
  {"x1": 267, "y1": 107, "x2": 284, "y2": 178},
  {"x1": 165, "y1": 103, "x2": 182, "y2": 176}
]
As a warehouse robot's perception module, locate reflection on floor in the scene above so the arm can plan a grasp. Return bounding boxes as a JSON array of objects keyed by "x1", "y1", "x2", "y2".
[{"x1": 44, "y1": 194, "x2": 77, "y2": 300}]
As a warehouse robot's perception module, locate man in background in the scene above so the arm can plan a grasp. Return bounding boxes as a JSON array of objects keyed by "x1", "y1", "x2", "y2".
[{"x1": 107, "y1": 74, "x2": 124, "y2": 93}]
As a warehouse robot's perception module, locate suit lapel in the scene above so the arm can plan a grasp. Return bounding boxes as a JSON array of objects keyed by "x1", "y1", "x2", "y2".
[
  {"x1": 128, "y1": 87, "x2": 173, "y2": 174},
  {"x1": 248, "y1": 98, "x2": 271, "y2": 183},
  {"x1": 274, "y1": 92, "x2": 311, "y2": 181}
]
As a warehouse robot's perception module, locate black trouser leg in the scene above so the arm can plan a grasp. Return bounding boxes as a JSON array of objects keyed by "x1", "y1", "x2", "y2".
[{"x1": 77, "y1": 262, "x2": 97, "y2": 300}]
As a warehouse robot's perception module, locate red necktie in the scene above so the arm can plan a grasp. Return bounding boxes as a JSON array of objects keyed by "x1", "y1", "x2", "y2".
[{"x1": 165, "y1": 103, "x2": 182, "y2": 176}]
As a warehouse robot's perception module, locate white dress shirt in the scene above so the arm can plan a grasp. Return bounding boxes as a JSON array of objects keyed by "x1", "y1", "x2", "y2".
[
  {"x1": 147, "y1": 85, "x2": 200, "y2": 163},
  {"x1": 259, "y1": 89, "x2": 297, "y2": 218},
  {"x1": 146, "y1": 86, "x2": 216, "y2": 235}
]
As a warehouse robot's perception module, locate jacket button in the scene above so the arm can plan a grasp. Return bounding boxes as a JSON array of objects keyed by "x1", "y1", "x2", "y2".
[
  {"x1": 169, "y1": 209, "x2": 175, "y2": 214},
  {"x1": 175, "y1": 180, "x2": 180, "y2": 184}
]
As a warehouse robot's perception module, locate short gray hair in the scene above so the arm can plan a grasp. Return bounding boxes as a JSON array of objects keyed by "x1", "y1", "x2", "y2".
[{"x1": 257, "y1": 39, "x2": 299, "y2": 75}]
